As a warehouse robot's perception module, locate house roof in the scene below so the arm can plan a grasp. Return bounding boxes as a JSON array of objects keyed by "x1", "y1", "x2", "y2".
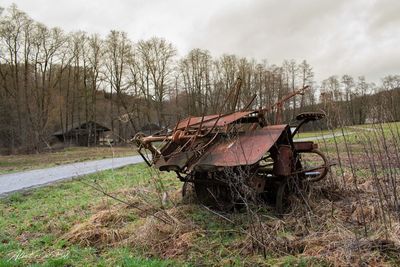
[{"x1": 53, "y1": 121, "x2": 111, "y2": 136}]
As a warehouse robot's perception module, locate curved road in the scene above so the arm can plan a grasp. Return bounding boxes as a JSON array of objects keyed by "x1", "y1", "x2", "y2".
[{"x1": 0, "y1": 156, "x2": 144, "y2": 197}]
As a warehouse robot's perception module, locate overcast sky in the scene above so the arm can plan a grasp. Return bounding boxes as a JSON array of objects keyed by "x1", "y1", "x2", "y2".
[{"x1": 2, "y1": 0, "x2": 399, "y2": 82}]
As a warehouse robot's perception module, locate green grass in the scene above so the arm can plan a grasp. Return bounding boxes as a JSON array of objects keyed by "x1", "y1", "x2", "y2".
[
  {"x1": 292, "y1": 121, "x2": 400, "y2": 155},
  {"x1": 294, "y1": 128, "x2": 332, "y2": 139},
  {"x1": 0, "y1": 163, "x2": 183, "y2": 266},
  {"x1": 0, "y1": 162, "x2": 327, "y2": 266},
  {"x1": 295, "y1": 121, "x2": 400, "y2": 142}
]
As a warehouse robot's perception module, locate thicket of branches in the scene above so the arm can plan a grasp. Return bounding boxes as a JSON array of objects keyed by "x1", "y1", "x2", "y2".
[{"x1": 0, "y1": 4, "x2": 399, "y2": 153}]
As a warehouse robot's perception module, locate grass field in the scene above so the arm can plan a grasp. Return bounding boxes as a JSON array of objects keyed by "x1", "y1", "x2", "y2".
[
  {"x1": 1, "y1": 121, "x2": 400, "y2": 266},
  {"x1": 0, "y1": 146, "x2": 136, "y2": 174},
  {"x1": 295, "y1": 121, "x2": 400, "y2": 141},
  {"x1": 0, "y1": 164, "x2": 181, "y2": 266},
  {"x1": 0, "y1": 163, "x2": 329, "y2": 266}
]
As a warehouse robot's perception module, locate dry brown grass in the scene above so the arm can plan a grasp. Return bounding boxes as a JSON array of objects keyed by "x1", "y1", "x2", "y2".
[
  {"x1": 64, "y1": 203, "x2": 200, "y2": 257},
  {"x1": 63, "y1": 186, "x2": 200, "y2": 260},
  {"x1": 233, "y1": 181, "x2": 400, "y2": 266},
  {"x1": 63, "y1": 175, "x2": 400, "y2": 266},
  {"x1": 123, "y1": 205, "x2": 200, "y2": 258},
  {"x1": 64, "y1": 208, "x2": 131, "y2": 247}
]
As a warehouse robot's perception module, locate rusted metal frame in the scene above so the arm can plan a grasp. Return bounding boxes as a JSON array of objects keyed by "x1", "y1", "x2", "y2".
[
  {"x1": 259, "y1": 85, "x2": 309, "y2": 124},
  {"x1": 293, "y1": 141, "x2": 317, "y2": 152},
  {"x1": 291, "y1": 112, "x2": 325, "y2": 138},
  {"x1": 138, "y1": 148, "x2": 152, "y2": 167},
  {"x1": 156, "y1": 131, "x2": 210, "y2": 166},
  {"x1": 162, "y1": 136, "x2": 196, "y2": 160},
  {"x1": 248, "y1": 124, "x2": 290, "y2": 172},
  {"x1": 273, "y1": 145, "x2": 293, "y2": 176},
  {"x1": 172, "y1": 117, "x2": 201, "y2": 155},
  {"x1": 182, "y1": 132, "x2": 221, "y2": 173},
  {"x1": 139, "y1": 116, "x2": 198, "y2": 147},
  {"x1": 269, "y1": 126, "x2": 295, "y2": 177},
  {"x1": 176, "y1": 114, "x2": 219, "y2": 130},
  {"x1": 174, "y1": 112, "x2": 224, "y2": 140},
  {"x1": 196, "y1": 112, "x2": 224, "y2": 137},
  {"x1": 231, "y1": 77, "x2": 242, "y2": 112},
  {"x1": 183, "y1": 116, "x2": 192, "y2": 136},
  {"x1": 142, "y1": 112, "x2": 277, "y2": 155},
  {"x1": 190, "y1": 131, "x2": 220, "y2": 155},
  {"x1": 176, "y1": 79, "x2": 244, "y2": 132},
  {"x1": 291, "y1": 118, "x2": 309, "y2": 138},
  {"x1": 188, "y1": 114, "x2": 206, "y2": 150},
  {"x1": 141, "y1": 139, "x2": 161, "y2": 158},
  {"x1": 275, "y1": 102, "x2": 284, "y2": 124},
  {"x1": 224, "y1": 112, "x2": 259, "y2": 137},
  {"x1": 290, "y1": 149, "x2": 330, "y2": 182},
  {"x1": 159, "y1": 134, "x2": 211, "y2": 164},
  {"x1": 191, "y1": 78, "x2": 248, "y2": 134},
  {"x1": 241, "y1": 94, "x2": 257, "y2": 111},
  {"x1": 163, "y1": 117, "x2": 207, "y2": 158}
]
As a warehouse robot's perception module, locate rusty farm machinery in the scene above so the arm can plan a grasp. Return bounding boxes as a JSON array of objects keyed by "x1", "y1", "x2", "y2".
[{"x1": 134, "y1": 80, "x2": 330, "y2": 212}]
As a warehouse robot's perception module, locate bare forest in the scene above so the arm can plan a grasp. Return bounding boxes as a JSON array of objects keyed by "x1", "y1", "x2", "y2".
[{"x1": 1, "y1": 4, "x2": 399, "y2": 155}]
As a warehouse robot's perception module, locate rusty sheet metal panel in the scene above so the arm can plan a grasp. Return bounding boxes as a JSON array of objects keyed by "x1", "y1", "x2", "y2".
[
  {"x1": 176, "y1": 111, "x2": 254, "y2": 130},
  {"x1": 195, "y1": 125, "x2": 288, "y2": 169},
  {"x1": 176, "y1": 115, "x2": 220, "y2": 130},
  {"x1": 200, "y1": 111, "x2": 254, "y2": 128},
  {"x1": 156, "y1": 150, "x2": 195, "y2": 171}
]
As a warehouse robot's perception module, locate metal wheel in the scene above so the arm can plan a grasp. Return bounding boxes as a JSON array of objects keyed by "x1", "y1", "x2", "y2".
[
  {"x1": 194, "y1": 182, "x2": 234, "y2": 211},
  {"x1": 193, "y1": 171, "x2": 235, "y2": 210},
  {"x1": 295, "y1": 149, "x2": 329, "y2": 183}
]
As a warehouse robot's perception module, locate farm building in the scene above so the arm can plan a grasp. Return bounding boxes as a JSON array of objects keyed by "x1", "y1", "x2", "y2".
[
  {"x1": 139, "y1": 123, "x2": 162, "y2": 136},
  {"x1": 52, "y1": 121, "x2": 111, "y2": 146}
]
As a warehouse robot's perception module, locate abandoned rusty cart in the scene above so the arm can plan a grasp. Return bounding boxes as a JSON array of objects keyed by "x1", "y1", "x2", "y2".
[{"x1": 134, "y1": 86, "x2": 330, "y2": 212}]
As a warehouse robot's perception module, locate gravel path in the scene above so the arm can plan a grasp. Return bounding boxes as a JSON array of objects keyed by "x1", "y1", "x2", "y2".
[{"x1": 0, "y1": 156, "x2": 144, "y2": 197}]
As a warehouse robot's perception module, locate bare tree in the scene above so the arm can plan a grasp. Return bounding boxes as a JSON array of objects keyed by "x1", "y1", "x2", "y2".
[
  {"x1": 105, "y1": 30, "x2": 138, "y2": 141},
  {"x1": 283, "y1": 59, "x2": 298, "y2": 117},
  {"x1": 0, "y1": 4, "x2": 30, "y2": 150},
  {"x1": 298, "y1": 60, "x2": 314, "y2": 110},
  {"x1": 341, "y1": 74, "x2": 355, "y2": 124},
  {"x1": 29, "y1": 24, "x2": 66, "y2": 149},
  {"x1": 137, "y1": 37, "x2": 176, "y2": 126},
  {"x1": 180, "y1": 48, "x2": 212, "y2": 115}
]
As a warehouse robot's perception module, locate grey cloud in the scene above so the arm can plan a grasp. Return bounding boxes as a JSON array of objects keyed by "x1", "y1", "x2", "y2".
[
  {"x1": 2, "y1": 0, "x2": 399, "y2": 82},
  {"x1": 190, "y1": 0, "x2": 399, "y2": 81}
]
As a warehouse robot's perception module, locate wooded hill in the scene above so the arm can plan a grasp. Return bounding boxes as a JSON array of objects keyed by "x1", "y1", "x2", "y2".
[{"x1": 0, "y1": 4, "x2": 399, "y2": 154}]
